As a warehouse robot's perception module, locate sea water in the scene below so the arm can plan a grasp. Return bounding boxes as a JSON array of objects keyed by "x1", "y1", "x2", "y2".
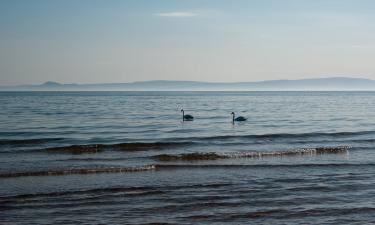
[{"x1": 1, "y1": 91, "x2": 375, "y2": 224}]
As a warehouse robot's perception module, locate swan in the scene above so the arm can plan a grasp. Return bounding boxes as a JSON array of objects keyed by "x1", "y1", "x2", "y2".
[
  {"x1": 231, "y1": 112, "x2": 247, "y2": 122},
  {"x1": 181, "y1": 109, "x2": 194, "y2": 121}
]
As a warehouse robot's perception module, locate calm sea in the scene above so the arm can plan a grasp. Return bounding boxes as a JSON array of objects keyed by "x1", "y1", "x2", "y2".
[{"x1": 1, "y1": 91, "x2": 375, "y2": 224}]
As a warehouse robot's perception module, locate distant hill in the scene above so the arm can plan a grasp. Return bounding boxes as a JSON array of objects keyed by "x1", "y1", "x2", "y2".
[{"x1": 2, "y1": 77, "x2": 375, "y2": 91}]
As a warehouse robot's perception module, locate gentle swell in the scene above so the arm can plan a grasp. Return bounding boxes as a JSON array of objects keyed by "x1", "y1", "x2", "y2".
[
  {"x1": 0, "y1": 138, "x2": 63, "y2": 146},
  {"x1": 2, "y1": 162, "x2": 375, "y2": 179},
  {"x1": 4, "y1": 130, "x2": 373, "y2": 154},
  {"x1": 4, "y1": 163, "x2": 371, "y2": 180},
  {"x1": 156, "y1": 163, "x2": 373, "y2": 169},
  {"x1": 192, "y1": 131, "x2": 375, "y2": 141},
  {"x1": 154, "y1": 146, "x2": 350, "y2": 161},
  {"x1": 0, "y1": 165, "x2": 156, "y2": 178},
  {"x1": 46, "y1": 144, "x2": 105, "y2": 154},
  {"x1": 1, "y1": 183, "x2": 231, "y2": 200},
  {"x1": 46, "y1": 142, "x2": 192, "y2": 154}
]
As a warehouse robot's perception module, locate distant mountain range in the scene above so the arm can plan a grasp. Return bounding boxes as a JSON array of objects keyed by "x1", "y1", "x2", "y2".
[{"x1": 2, "y1": 77, "x2": 375, "y2": 91}]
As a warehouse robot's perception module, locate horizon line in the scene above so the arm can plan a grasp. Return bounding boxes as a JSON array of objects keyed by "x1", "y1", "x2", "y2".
[{"x1": 3, "y1": 76, "x2": 374, "y2": 87}]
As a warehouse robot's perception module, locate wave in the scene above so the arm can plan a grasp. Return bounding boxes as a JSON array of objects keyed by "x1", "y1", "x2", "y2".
[
  {"x1": 1, "y1": 162, "x2": 373, "y2": 179},
  {"x1": 45, "y1": 142, "x2": 192, "y2": 154},
  {"x1": 4, "y1": 161, "x2": 375, "y2": 179},
  {"x1": 39, "y1": 130, "x2": 369, "y2": 154},
  {"x1": 181, "y1": 207, "x2": 375, "y2": 221},
  {"x1": 2, "y1": 130, "x2": 372, "y2": 153},
  {"x1": 154, "y1": 146, "x2": 350, "y2": 161},
  {"x1": 0, "y1": 138, "x2": 63, "y2": 146},
  {"x1": 156, "y1": 163, "x2": 375, "y2": 170},
  {"x1": 191, "y1": 131, "x2": 375, "y2": 141},
  {"x1": 112, "y1": 142, "x2": 192, "y2": 151},
  {"x1": 1, "y1": 183, "x2": 232, "y2": 200},
  {"x1": 0, "y1": 163, "x2": 375, "y2": 178},
  {"x1": 46, "y1": 144, "x2": 105, "y2": 154},
  {"x1": 0, "y1": 165, "x2": 156, "y2": 178}
]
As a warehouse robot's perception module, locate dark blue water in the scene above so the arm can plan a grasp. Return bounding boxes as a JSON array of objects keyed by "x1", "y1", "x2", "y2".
[{"x1": 1, "y1": 91, "x2": 375, "y2": 224}]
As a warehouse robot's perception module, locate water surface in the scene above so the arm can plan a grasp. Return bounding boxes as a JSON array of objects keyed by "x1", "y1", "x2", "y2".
[{"x1": 1, "y1": 91, "x2": 375, "y2": 224}]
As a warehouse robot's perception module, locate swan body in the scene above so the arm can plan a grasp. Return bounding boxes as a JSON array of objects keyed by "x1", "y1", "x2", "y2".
[
  {"x1": 234, "y1": 116, "x2": 247, "y2": 121},
  {"x1": 181, "y1": 109, "x2": 194, "y2": 121},
  {"x1": 231, "y1": 112, "x2": 247, "y2": 122}
]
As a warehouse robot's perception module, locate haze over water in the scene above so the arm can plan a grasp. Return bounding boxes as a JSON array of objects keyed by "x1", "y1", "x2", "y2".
[{"x1": 1, "y1": 91, "x2": 375, "y2": 224}]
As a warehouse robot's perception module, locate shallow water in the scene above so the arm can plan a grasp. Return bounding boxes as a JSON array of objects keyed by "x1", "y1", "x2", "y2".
[{"x1": 1, "y1": 91, "x2": 375, "y2": 224}]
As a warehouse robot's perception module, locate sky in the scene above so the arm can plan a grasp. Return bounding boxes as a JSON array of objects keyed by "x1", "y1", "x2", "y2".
[{"x1": 1, "y1": 0, "x2": 375, "y2": 85}]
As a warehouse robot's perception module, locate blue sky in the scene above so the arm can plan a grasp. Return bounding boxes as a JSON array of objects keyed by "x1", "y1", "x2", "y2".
[{"x1": 1, "y1": 0, "x2": 375, "y2": 85}]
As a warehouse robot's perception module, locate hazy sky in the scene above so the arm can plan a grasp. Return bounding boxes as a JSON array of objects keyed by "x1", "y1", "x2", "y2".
[{"x1": 1, "y1": 0, "x2": 375, "y2": 85}]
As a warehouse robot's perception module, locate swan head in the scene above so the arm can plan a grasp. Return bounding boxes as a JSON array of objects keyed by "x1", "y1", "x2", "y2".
[
  {"x1": 231, "y1": 112, "x2": 234, "y2": 115},
  {"x1": 181, "y1": 109, "x2": 184, "y2": 112}
]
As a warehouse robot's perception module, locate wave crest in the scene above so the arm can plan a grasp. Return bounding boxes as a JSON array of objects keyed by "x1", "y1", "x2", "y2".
[
  {"x1": 45, "y1": 142, "x2": 191, "y2": 154},
  {"x1": 0, "y1": 165, "x2": 156, "y2": 178},
  {"x1": 0, "y1": 138, "x2": 63, "y2": 146},
  {"x1": 154, "y1": 146, "x2": 350, "y2": 161}
]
